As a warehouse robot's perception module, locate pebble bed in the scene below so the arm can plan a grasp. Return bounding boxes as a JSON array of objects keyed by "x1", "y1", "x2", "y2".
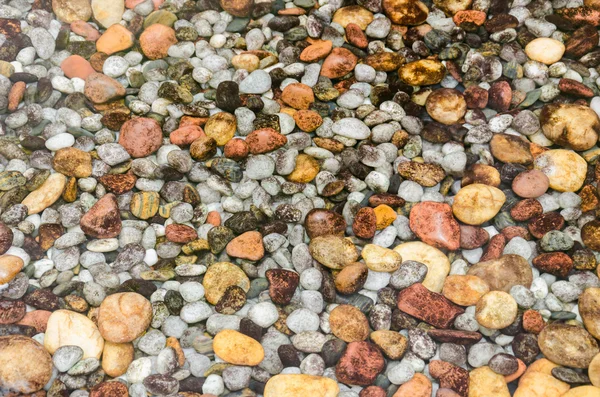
[{"x1": 4, "y1": 0, "x2": 600, "y2": 396}]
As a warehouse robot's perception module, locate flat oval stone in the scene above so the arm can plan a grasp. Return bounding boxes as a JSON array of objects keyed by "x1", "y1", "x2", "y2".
[
  {"x1": 540, "y1": 103, "x2": 600, "y2": 151},
  {"x1": 442, "y1": 275, "x2": 490, "y2": 306},
  {"x1": 335, "y1": 341, "x2": 385, "y2": 386},
  {"x1": 309, "y1": 235, "x2": 359, "y2": 269},
  {"x1": 84, "y1": 72, "x2": 126, "y2": 104},
  {"x1": 321, "y1": 47, "x2": 358, "y2": 79},
  {"x1": 305, "y1": 208, "x2": 346, "y2": 238},
  {"x1": 0, "y1": 255, "x2": 23, "y2": 284},
  {"x1": 52, "y1": 0, "x2": 92, "y2": 23},
  {"x1": 539, "y1": 323, "x2": 599, "y2": 368},
  {"x1": 264, "y1": 374, "x2": 339, "y2": 397},
  {"x1": 332, "y1": 6, "x2": 373, "y2": 29},
  {"x1": 139, "y1": 24, "x2": 177, "y2": 60},
  {"x1": 452, "y1": 183, "x2": 506, "y2": 225},
  {"x1": 0, "y1": 335, "x2": 52, "y2": 393},
  {"x1": 334, "y1": 262, "x2": 368, "y2": 294},
  {"x1": 91, "y1": 0, "x2": 124, "y2": 28},
  {"x1": 21, "y1": 173, "x2": 67, "y2": 215},
  {"x1": 361, "y1": 244, "x2": 402, "y2": 272},
  {"x1": 533, "y1": 149, "x2": 587, "y2": 193},
  {"x1": 44, "y1": 310, "x2": 104, "y2": 359},
  {"x1": 332, "y1": 117, "x2": 370, "y2": 139},
  {"x1": 246, "y1": 128, "x2": 287, "y2": 154},
  {"x1": 102, "y1": 341, "x2": 134, "y2": 378},
  {"x1": 97, "y1": 292, "x2": 152, "y2": 343},
  {"x1": 525, "y1": 37, "x2": 565, "y2": 65},
  {"x1": 426, "y1": 88, "x2": 467, "y2": 125},
  {"x1": 96, "y1": 24, "x2": 135, "y2": 55},
  {"x1": 204, "y1": 112, "x2": 237, "y2": 146},
  {"x1": 409, "y1": 201, "x2": 460, "y2": 251},
  {"x1": 393, "y1": 241, "x2": 450, "y2": 293},
  {"x1": 213, "y1": 329, "x2": 264, "y2": 365},
  {"x1": 382, "y1": 0, "x2": 428, "y2": 25}
]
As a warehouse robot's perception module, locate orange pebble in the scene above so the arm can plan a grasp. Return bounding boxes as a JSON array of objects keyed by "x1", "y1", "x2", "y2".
[
  {"x1": 206, "y1": 211, "x2": 221, "y2": 226},
  {"x1": 505, "y1": 358, "x2": 526, "y2": 383},
  {"x1": 7, "y1": 81, "x2": 25, "y2": 111},
  {"x1": 224, "y1": 138, "x2": 249, "y2": 160}
]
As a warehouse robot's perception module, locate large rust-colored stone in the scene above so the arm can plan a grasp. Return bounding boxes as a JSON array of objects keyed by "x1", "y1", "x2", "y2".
[
  {"x1": 353, "y1": 207, "x2": 377, "y2": 239},
  {"x1": 80, "y1": 193, "x2": 122, "y2": 238},
  {"x1": 336, "y1": 341, "x2": 385, "y2": 386},
  {"x1": 321, "y1": 48, "x2": 358, "y2": 79},
  {"x1": 397, "y1": 283, "x2": 464, "y2": 329},
  {"x1": 409, "y1": 202, "x2": 460, "y2": 251},
  {"x1": 139, "y1": 24, "x2": 177, "y2": 60}
]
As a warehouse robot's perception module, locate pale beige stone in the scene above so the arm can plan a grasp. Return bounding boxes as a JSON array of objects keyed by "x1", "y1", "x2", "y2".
[
  {"x1": 393, "y1": 241, "x2": 450, "y2": 293},
  {"x1": 361, "y1": 244, "x2": 402, "y2": 272},
  {"x1": 264, "y1": 374, "x2": 340, "y2": 397},
  {"x1": 22, "y1": 173, "x2": 67, "y2": 215},
  {"x1": 44, "y1": 310, "x2": 104, "y2": 359}
]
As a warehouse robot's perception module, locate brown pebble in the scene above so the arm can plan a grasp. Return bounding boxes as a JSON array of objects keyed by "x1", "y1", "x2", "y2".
[
  {"x1": 528, "y1": 212, "x2": 564, "y2": 239},
  {"x1": 334, "y1": 262, "x2": 368, "y2": 294},
  {"x1": 345, "y1": 23, "x2": 368, "y2": 48},
  {"x1": 510, "y1": 199, "x2": 543, "y2": 221},
  {"x1": 397, "y1": 283, "x2": 464, "y2": 329},
  {"x1": 463, "y1": 85, "x2": 489, "y2": 109},
  {"x1": 304, "y1": 208, "x2": 346, "y2": 239},
  {"x1": 281, "y1": 83, "x2": 314, "y2": 110},
  {"x1": 329, "y1": 304, "x2": 369, "y2": 342},
  {"x1": 459, "y1": 225, "x2": 489, "y2": 250},
  {"x1": 490, "y1": 133, "x2": 533, "y2": 165},
  {"x1": 532, "y1": 252, "x2": 573, "y2": 278},
  {"x1": 336, "y1": 341, "x2": 385, "y2": 386}
]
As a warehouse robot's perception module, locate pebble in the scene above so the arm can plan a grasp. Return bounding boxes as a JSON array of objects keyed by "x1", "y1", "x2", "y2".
[
  {"x1": 452, "y1": 184, "x2": 506, "y2": 225},
  {"x1": 213, "y1": 329, "x2": 265, "y2": 366},
  {"x1": 525, "y1": 37, "x2": 566, "y2": 65},
  {"x1": 264, "y1": 374, "x2": 339, "y2": 397},
  {"x1": 97, "y1": 292, "x2": 152, "y2": 343},
  {"x1": 0, "y1": 335, "x2": 52, "y2": 393},
  {"x1": 0, "y1": 1, "x2": 596, "y2": 395},
  {"x1": 44, "y1": 310, "x2": 104, "y2": 359}
]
